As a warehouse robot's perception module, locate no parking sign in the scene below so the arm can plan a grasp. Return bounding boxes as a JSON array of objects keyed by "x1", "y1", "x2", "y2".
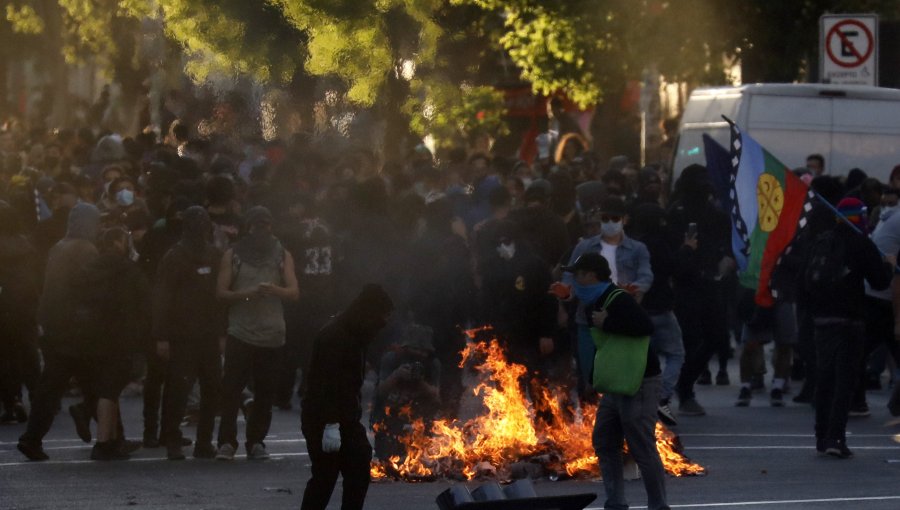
[{"x1": 820, "y1": 14, "x2": 878, "y2": 86}]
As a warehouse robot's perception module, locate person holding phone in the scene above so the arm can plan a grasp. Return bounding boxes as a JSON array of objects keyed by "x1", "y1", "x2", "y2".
[{"x1": 215, "y1": 206, "x2": 299, "y2": 461}]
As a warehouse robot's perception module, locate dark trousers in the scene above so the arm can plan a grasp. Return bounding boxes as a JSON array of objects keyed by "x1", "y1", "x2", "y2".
[
  {"x1": 0, "y1": 321, "x2": 40, "y2": 410},
  {"x1": 593, "y1": 376, "x2": 670, "y2": 510},
  {"x1": 674, "y1": 300, "x2": 728, "y2": 401},
  {"x1": 217, "y1": 337, "x2": 278, "y2": 449},
  {"x1": 300, "y1": 421, "x2": 372, "y2": 510},
  {"x1": 277, "y1": 302, "x2": 329, "y2": 403},
  {"x1": 160, "y1": 341, "x2": 221, "y2": 447},
  {"x1": 20, "y1": 352, "x2": 92, "y2": 445},
  {"x1": 142, "y1": 351, "x2": 166, "y2": 439},
  {"x1": 815, "y1": 322, "x2": 865, "y2": 443},
  {"x1": 795, "y1": 306, "x2": 817, "y2": 395},
  {"x1": 434, "y1": 329, "x2": 465, "y2": 419}
]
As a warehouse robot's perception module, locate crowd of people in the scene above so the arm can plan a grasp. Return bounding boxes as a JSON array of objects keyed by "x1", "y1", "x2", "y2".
[{"x1": 1, "y1": 109, "x2": 900, "y2": 510}]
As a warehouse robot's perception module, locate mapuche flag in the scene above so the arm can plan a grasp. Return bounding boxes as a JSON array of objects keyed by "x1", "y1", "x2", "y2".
[{"x1": 726, "y1": 119, "x2": 814, "y2": 307}]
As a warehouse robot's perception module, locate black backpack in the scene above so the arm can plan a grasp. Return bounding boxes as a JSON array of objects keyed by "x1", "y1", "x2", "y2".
[{"x1": 803, "y1": 230, "x2": 849, "y2": 295}]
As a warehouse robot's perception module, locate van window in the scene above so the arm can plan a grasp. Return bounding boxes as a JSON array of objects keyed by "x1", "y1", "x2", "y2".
[
  {"x1": 682, "y1": 94, "x2": 740, "y2": 125},
  {"x1": 747, "y1": 96, "x2": 831, "y2": 132}
]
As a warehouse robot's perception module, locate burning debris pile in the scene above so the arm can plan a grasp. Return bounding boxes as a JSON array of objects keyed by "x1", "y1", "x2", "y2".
[{"x1": 370, "y1": 335, "x2": 706, "y2": 482}]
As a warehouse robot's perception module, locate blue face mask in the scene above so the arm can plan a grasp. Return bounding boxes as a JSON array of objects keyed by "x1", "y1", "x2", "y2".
[{"x1": 573, "y1": 281, "x2": 610, "y2": 305}]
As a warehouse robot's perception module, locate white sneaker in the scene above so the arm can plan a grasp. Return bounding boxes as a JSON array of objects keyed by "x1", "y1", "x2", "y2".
[
  {"x1": 247, "y1": 443, "x2": 270, "y2": 460},
  {"x1": 215, "y1": 444, "x2": 235, "y2": 461},
  {"x1": 657, "y1": 402, "x2": 678, "y2": 426}
]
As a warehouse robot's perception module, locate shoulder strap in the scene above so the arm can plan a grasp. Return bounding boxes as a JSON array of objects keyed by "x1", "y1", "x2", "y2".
[
  {"x1": 230, "y1": 251, "x2": 242, "y2": 283},
  {"x1": 600, "y1": 288, "x2": 626, "y2": 311}
]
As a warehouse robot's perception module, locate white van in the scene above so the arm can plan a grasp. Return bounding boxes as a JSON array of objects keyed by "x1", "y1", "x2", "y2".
[{"x1": 672, "y1": 84, "x2": 900, "y2": 183}]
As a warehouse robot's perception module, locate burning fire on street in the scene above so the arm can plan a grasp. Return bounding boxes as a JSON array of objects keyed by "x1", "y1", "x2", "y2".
[{"x1": 370, "y1": 330, "x2": 706, "y2": 482}]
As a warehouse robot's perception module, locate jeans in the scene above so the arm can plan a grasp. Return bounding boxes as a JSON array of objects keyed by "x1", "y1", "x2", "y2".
[
  {"x1": 217, "y1": 337, "x2": 279, "y2": 450},
  {"x1": 593, "y1": 376, "x2": 670, "y2": 510},
  {"x1": 814, "y1": 321, "x2": 865, "y2": 443},
  {"x1": 300, "y1": 421, "x2": 372, "y2": 510},
  {"x1": 649, "y1": 312, "x2": 684, "y2": 402}
]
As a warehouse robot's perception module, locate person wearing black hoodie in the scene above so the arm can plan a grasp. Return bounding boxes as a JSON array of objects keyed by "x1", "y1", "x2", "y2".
[
  {"x1": 18, "y1": 203, "x2": 101, "y2": 461},
  {"x1": 79, "y1": 227, "x2": 151, "y2": 460},
  {"x1": 154, "y1": 206, "x2": 225, "y2": 460},
  {"x1": 300, "y1": 284, "x2": 394, "y2": 510}
]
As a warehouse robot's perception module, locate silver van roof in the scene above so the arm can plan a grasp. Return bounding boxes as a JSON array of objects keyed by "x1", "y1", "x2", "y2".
[{"x1": 691, "y1": 83, "x2": 900, "y2": 101}]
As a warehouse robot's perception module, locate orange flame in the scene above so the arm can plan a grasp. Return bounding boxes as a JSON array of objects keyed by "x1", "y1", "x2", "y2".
[{"x1": 370, "y1": 334, "x2": 705, "y2": 481}]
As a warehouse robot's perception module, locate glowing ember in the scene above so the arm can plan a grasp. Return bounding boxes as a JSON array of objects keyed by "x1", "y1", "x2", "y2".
[{"x1": 370, "y1": 335, "x2": 705, "y2": 481}]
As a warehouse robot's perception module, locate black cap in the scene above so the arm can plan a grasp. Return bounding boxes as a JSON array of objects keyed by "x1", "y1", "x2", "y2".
[
  {"x1": 599, "y1": 196, "x2": 627, "y2": 215},
  {"x1": 562, "y1": 252, "x2": 612, "y2": 280}
]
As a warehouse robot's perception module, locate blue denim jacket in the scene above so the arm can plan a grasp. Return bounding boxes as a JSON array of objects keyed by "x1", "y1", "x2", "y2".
[{"x1": 563, "y1": 234, "x2": 654, "y2": 325}]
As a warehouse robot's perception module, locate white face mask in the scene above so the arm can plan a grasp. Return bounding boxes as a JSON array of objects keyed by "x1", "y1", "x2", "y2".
[
  {"x1": 601, "y1": 220, "x2": 623, "y2": 238},
  {"x1": 116, "y1": 188, "x2": 135, "y2": 207},
  {"x1": 497, "y1": 242, "x2": 516, "y2": 260}
]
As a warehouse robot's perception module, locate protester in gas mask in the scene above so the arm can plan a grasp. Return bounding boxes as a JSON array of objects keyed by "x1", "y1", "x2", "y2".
[{"x1": 301, "y1": 284, "x2": 394, "y2": 510}]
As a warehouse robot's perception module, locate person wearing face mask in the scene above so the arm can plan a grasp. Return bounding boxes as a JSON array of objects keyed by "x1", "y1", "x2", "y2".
[
  {"x1": 562, "y1": 196, "x2": 653, "y2": 391},
  {"x1": 561, "y1": 253, "x2": 667, "y2": 510},
  {"x1": 215, "y1": 206, "x2": 299, "y2": 461},
  {"x1": 154, "y1": 207, "x2": 225, "y2": 460},
  {"x1": 479, "y1": 221, "x2": 557, "y2": 384},
  {"x1": 301, "y1": 284, "x2": 394, "y2": 510}
]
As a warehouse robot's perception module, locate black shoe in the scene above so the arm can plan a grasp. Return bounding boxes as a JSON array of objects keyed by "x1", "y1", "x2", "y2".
[
  {"x1": 825, "y1": 439, "x2": 853, "y2": 459},
  {"x1": 716, "y1": 371, "x2": 730, "y2": 386},
  {"x1": 770, "y1": 388, "x2": 785, "y2": 407},
  {"x1": 849, "y1": 402, "x2": 871, "y2": 417},
  {"x1": 91, "y1": 441, "x2": 130, "y2": 461},
  {"x1": 697, "y1": 369, "x2": 712, "y2": 386},
  {"x1": 17, "y1": 439, "x2": 49, "y2": 461},
  {"x1": 69, "y1": 404, "x2": 92, "y2": 444},
  {"x1": 192, "y1": 442, "x2": 217, "y2": 459},
  {"x1": 750, "y1": 374, "x2": 765, "y2": 393},
  {"x1": 167, "y1": 443, "x2": 186, "y2": 461},
  {"x1": 735, "y1": 387, "x2": 752, "y2": 407}
]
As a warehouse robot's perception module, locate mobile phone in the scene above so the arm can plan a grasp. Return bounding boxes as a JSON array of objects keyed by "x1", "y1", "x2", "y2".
[{"x1": 687, "y1": 222, "x2": 698, "y2": 238}]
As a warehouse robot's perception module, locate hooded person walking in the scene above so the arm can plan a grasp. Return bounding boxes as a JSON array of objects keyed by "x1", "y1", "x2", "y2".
[
  {"x1": 301, "y1": 284, "x2": 394, "y2": 510},
  {"x1": 18, "y1": 203, "x2": 102, "y2": 460}
]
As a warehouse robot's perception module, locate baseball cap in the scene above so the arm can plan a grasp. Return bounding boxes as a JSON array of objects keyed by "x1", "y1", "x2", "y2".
[{"x1": 562, "y1": 252, "x2": 612, "y2": 280}]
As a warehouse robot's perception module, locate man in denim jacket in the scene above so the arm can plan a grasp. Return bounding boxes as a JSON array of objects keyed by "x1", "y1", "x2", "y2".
[{"x1": 563, "y1": 196, "x2": 653, "y2": 388}]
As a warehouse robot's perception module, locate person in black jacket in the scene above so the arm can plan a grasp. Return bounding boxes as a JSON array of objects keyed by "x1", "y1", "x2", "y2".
[
  {"x1": 565, "y1": 253, "x2": 668, "y2": 510},
  {"x1": 154, "y1": 206, "x2": 224, "y2": 460},
  {"x1": 806, "y1": 198, "x2": 895, "y2": 458},
  {"x1": 479, "y1": 220, "x2": 557, "y2": 381},
  {"x1": 78, "y1": 227, "x2": 151, "y2": 460},
  {"x1": 300, "y1": 284, "x2": 393, "y2": 510}
]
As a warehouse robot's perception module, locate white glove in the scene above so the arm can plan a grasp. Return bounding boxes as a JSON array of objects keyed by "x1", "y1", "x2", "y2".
[{"x1": 322, "y1": 423, "x2": 341, "y2": 453}]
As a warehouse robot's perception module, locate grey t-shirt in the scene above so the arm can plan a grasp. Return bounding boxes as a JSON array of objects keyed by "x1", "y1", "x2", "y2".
[{"x1": 227, "y1": 246, "x2": 286, "y2": 348}]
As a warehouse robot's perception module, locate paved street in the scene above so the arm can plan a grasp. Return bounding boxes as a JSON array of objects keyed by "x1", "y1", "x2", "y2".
[{"x1": 3, "y1": 363, "x2": 900, "y2": 510}]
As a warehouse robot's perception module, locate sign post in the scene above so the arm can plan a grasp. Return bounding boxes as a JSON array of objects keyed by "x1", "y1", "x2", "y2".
[{"x1": 820, "y1": 14, "x2": 879, "y2": 86}]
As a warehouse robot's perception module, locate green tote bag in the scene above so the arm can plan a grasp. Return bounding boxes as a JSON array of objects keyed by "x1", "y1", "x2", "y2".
[{"x1": 589, "y1": 289, "x2": 650, "y2": 396}]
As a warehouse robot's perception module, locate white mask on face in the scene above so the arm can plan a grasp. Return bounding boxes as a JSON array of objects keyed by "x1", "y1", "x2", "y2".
[
  {"x1": 601, "y1": 220, "x2": 623, "y2": 238},
  {"x1": 116, "y1": 188, "x2": 135, "y2": 207},
  {"x1": 497, "y1": 242, "x2": 516, "y2": 260}
]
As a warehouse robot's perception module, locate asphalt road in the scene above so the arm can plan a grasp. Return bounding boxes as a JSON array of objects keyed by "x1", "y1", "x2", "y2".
[{"x1": 3, "y1": 361, "x2": 900, "y2": 510}]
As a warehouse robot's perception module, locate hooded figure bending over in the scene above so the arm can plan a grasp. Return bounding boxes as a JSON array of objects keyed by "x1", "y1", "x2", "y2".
[{"x1": 300, "y1": 284, "x2": 394, "y2": 510}]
